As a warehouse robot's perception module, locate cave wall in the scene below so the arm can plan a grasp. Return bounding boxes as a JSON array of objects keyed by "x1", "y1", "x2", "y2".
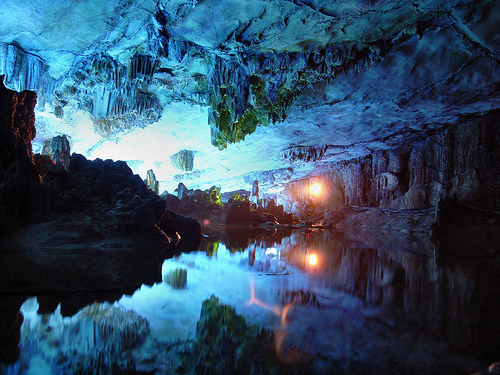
[
  {"x1": 283, "y1": 110, "x2": 499, "y2": 216},
  {"x1": 0, "y1": 75, "x2": 40, "y2": 227},
  {"x1": 348, "y1": 110, "x2": 500, "y2": 212}
]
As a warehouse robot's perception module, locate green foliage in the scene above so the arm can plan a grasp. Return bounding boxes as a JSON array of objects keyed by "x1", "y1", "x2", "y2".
[
  {"x1": 210, "y1": 72, "x2": 309, "y2": 148},
  {"x1": 205, "y1": 240, "x2": 220, "y2": 257},
  {"x1": 207, "y1": 185, "x2": 222, "y2": 207},
  {"x1": 230, "y1": 191, "x2": 248, "y2": 202}
]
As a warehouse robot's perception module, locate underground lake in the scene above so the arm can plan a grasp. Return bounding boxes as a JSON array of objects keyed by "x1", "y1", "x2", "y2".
[{"x1": 1, "y1": 227, "x2": 499, "y2": 374}]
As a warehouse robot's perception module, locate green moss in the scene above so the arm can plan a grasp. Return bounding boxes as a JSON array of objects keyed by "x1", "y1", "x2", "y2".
[
  {"x1": 207, "y1": 185, "x2": 222, "y2": 207},
  {"x1": 230, "y1": 191, "x2": 247, "y2": 202},
  {"x1": 206, "y1": 240, "x2": 220, "y2": 257},
  {"x1": 210, "y1": 72, "x2": 308, "y2": 148},
  {"x1": 196, "y1": 295, "x2": 247, "y2": 344}
]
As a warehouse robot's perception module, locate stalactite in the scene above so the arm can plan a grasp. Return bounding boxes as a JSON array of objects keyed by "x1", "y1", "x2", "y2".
[
  {"x1": 0, "y1": 43, "x2": 46, "y2": 92},
  {"x1": 280, "y1": 145, "x2": 329, "y2": 163},
  {"x1": 49, "y1": 135, "x2": 71, "y2": 171},
  {"x1": 128, "y1": 55, "x2": 157, "y2": 83}
]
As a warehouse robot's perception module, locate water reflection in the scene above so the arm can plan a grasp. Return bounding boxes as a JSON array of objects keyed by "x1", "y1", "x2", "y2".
[{"x1": 2, "y1": 228, "x2": 498, "y2": 374}]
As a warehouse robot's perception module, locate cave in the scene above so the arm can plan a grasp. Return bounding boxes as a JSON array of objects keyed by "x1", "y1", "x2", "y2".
[{"x1": 1, "y1": 0, "x2": 499, "y2": 374}]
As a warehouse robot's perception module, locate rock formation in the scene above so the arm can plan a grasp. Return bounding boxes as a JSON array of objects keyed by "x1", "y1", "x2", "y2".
[
  {"x1": 144, "y1": 168, "x2": 160, "y2": 194},
  {"x1": 170, "y1": 149, "x2": 195, "y2": 172},
  {"x1": 0, "y1": 80, "x2": 202, "y2": 293},
  {"x1": 48, "y1": 135, "x2": 70, "y2": 170}
]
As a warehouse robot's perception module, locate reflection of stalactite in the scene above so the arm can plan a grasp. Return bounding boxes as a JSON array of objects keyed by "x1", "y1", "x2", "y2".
[
  {"x1": 0, "y1": 43, "x2": 46, "y2": 92},
  {"x1": 278, "y1": 229, "x2": 499, "y2": 361}
]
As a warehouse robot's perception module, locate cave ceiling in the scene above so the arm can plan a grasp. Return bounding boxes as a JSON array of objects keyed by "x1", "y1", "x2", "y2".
[{"x1": 1, "y1": 0, "x2": 499, "y2": 193}]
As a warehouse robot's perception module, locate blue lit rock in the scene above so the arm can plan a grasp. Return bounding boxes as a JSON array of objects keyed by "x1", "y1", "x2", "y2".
[
  {"x1": 0, "y1": 0, "x2": 498, "y2": 228},
  {"x1": 170, "y1": 149, "x2": 195, "y2": 172}
]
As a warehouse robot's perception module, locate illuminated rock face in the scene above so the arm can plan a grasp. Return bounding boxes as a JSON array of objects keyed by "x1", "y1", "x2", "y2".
[{"x1": 0, "y1": 0, "x2": 498, "y2": 218}]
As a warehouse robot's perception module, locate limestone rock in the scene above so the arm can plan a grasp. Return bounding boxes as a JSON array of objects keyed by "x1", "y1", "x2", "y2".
[
  {"x1": 170, "y1": 149, "x2": 194, "y2": 172},
  {"x1": 49, "y1": 135, "x2": 70, "y2": 170},
  {"x1": 159, "y1": 209, "x2": 202, "y2": 243},
  {"x1": 0, "y1": 43, "x2": 46, "y2": 92},
  {"x1": 160, "y1": 191, "x2": 181, "y2": 212},
  {"x1": 144, "y1": 168, "x2": 159, "y2": 195},
  {"x1": 79, "y1": 302, "x2": 150, "y2": 352},
  {"x1": 0, "y1": 76, "x2": 40, "y2": 229},
  {"x1": 33, "y1": 153, "x2": 55, "y2": 180},
  {"x1": 163, "y1": 268, "x2": 187, "y2": 289},
  {"x1": 175, "y1": 182, "x2": 188, "y2": 200}
]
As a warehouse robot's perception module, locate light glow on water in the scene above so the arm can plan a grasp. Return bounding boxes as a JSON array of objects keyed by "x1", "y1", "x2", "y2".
[{"x1": 7, "y1": 229, "x2": 495, "y2": 375}]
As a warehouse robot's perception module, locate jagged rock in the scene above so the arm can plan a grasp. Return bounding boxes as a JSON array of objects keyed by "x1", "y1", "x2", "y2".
[
  {"x1": 79, "y1": 302, "x2": 149, "y2": 352},
  {"x1": 251, "y1": 179, "x2": 259, "y2": 201},
  {"x1": 33, "y1": 153, "x2": 55, "y2": 179},
  {"x1": 189, "y1": 295, "x2": 297, "y2": 375},
  {"x1": 0, "y1": 75, "x2": 40, "y2": 229},
  {"x1": 0, "y1": 80, "x2": 198, "y2": 290},
  {"x1": 159, "y1": 209, "x2": 202, "y2": 244},
  {"x1": 278, "y1": 110, "x2": 500, "y2": 229},
  {"x1": 49, "y1": 135, "x2": 70, "y2": 170},
  {"x1": 164, "y1": 267, "x2": 187, "y2": 289},
  {"x1": 160, "y1": 191, "x2": 181, "y2": 212},
  {"x1": 0, "y1": 43, "x2": 46, "y2": 92},
  {"x1": 144, "y1": 168, "x2": 159, "y2": 195},
  {"x1": 280, "y1": 145, "x2": 328, "y2": 163},
  {"x1": 170, "y1": 149, "x2": 194, "y2": 172},
  {"x1": 15, "y1": 300, "x2": 148, "y2": 374},
  {"x1": 175, "y1": 182, "x2": 188, "y2": 200}
]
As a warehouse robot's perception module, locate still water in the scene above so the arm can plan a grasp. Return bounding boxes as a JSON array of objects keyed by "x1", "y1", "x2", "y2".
[{"x1": 1, "y1": 228, "x2": 498, "y2": 374}]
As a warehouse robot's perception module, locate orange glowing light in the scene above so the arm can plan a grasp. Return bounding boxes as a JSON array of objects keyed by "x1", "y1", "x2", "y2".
[
  {"x1": 246, "y1": 279, "x2": 297, "y2": 362},
  {"x1": 246, "y1": 279, "x2": 281, "y2": 316},
  {"x1": 308, "y1": 253, "x2": 318, "y2": 266},
  {"x1": 310, "y1": 183, "x2": 322, "y2": 196}
]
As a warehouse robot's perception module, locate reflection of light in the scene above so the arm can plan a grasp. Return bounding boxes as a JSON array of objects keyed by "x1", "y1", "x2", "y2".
[
  {"x1": 203, "y1": 218, "x2": 210, "y2": 225},
  {"x1": 246, "y1": 279, "x2": 295, "y2": 361},
  {"x1": 310, "y1": 183, "x2": 322, "y2": 196},
  {"x1": 308, "y1": 254, "x2": 318, "y2": 266},
  {"x1": 246, "y1": 279, "x2": 281, "y2": 315}
]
